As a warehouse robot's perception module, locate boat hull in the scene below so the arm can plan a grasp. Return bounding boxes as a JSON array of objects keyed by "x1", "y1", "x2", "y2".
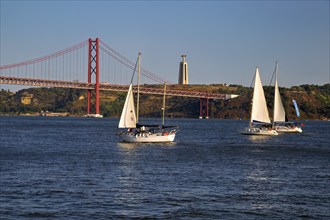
[
  {"x1": 274, "y1": 126, "x2": 302, "y2": 133},
  {"x1": 241, "y1": 127, "x2": 278, "y2": 136},
  {"x1": 119, "y1": 132, "x2": 176, "y2": 143},
  {"x1": 84, "y1": 114, "x2": 103, "y2": 118}
]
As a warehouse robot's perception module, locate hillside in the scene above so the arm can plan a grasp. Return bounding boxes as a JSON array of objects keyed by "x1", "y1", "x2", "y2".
[{"x1": 0, "y1": 84, "x2": 329, "y2": 120}]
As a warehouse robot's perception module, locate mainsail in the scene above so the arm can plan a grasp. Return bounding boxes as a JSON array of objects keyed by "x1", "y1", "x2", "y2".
[
  {"x1": 292, "y1": 99, "x2": 300, "y2": 117},
  {"x1": 118, "y1": 84, "x2": 137, "y2": 128},
  {"x1": 251, "y1": 67, "x2": 271, "y2": 124},
  {"x1": 273, "y1": 63, "x2": 286, "y2": 122}
]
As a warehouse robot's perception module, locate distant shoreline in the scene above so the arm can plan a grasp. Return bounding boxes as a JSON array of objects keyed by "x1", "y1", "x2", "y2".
[{"x1": 0, "y1": 114, "x2": 328, "y2": 121}]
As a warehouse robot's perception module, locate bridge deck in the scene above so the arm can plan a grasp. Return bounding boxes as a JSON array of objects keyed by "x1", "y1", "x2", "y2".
[{"x1": 0, "y1": 76, "x2": 237, "y2": 100}]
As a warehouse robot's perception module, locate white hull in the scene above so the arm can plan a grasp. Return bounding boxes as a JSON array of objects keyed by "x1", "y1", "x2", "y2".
[
  {"x1": 84, "y1": 114, "x2": 103, "y2": 118},
  {"x1": 119, "y1": 132, "x2": 176, "y2": 143},
  {"x1": 274, "y1": 126, "x2": 302, "y2": 133},
  {"x1": 241, "y1": 127, "x2": 278, "y2": 136}
]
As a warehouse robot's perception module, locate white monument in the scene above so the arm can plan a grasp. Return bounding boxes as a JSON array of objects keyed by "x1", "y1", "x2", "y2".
[{"x1": 178, "y1": 55, "x2": 188, "y2": 84}]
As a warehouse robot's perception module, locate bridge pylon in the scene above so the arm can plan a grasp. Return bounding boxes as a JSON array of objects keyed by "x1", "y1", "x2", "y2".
[
  {"x1": 199, "y1": 97, "x2": 209, "y2": 119},
  {"x1": 87, "y1": 38, "x2": 100, "y2": 115}
]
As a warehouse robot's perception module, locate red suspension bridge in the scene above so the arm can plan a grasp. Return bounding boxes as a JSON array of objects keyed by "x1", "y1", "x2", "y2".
[{"x1": 0, "y1": 38, "x2": 236, "y2": 117}]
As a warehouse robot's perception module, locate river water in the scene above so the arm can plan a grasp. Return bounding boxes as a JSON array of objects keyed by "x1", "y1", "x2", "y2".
[{"x1": 0, "y1": 116, "x2": 329, "y2": 219}]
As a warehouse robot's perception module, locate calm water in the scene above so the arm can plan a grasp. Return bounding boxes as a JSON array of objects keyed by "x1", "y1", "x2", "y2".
[{"x1": 0, "y1": 116, "x2": 329, "y2": 219}]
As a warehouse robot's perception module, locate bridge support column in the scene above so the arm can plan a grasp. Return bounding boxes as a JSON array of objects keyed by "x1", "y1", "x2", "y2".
[
  {"x1": 199, "y1": 97, "x2": 209, "y2": 119},
  {"x1": 87, "y1": 38, "x2": 100, "y2": 115}
]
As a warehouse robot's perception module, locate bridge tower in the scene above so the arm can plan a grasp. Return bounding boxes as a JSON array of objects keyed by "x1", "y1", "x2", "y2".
[
  {"x1": 87, "y1": 38, "x2": 100, "y2": 116},
  {"x1": 199, "y1": 97, "x2": 209, "y2": 119}
]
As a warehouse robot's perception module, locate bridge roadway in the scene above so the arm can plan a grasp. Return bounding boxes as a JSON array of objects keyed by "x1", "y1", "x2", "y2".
[{"x1": 0, "y1": 76, "x2": 236, "y2": 100}]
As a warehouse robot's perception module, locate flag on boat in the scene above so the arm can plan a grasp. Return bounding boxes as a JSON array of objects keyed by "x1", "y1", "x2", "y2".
[{"x1": 292, "y1": 99, "x2": 300, "y2": 117}]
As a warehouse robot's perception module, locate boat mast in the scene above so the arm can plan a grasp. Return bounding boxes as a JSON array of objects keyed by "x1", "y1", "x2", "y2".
[
  {"x1": 272, "y1": 61, "x2": 278, "y2": 128},
  {"x1": 250, "y1": 67, "x2": 257, "y2": 127},
  {"x1": 162, "y1": 83, "x2": 166, "y2": 127},
  {"x1": 136, "y1": 52, "x2": 141, "y2": 124}
]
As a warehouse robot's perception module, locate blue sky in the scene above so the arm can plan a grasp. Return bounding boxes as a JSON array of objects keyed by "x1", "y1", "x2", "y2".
[{"x1": 1, "y1": 0, "x2": 329, "y2": 89}]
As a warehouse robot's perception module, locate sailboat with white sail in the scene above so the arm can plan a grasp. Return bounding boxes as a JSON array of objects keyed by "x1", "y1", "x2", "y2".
[
  {"x1": 117, "y1": 53, "x2": 178, "y2": 143},
  {"x1": 272, "y1": 62, "x2": 302, "y2": 133},
  {"x1": 241, "y1": 67, "x2": 278, "y2": 136}
]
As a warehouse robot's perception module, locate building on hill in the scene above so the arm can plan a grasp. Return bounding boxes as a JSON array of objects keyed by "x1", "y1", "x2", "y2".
[{"x1": 21, "y1": 92, "x2": 34, "y2": 105}]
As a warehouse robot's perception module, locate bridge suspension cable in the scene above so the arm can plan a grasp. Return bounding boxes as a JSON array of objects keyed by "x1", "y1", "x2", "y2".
[
  {"x1": 99, "y1": 40, "x2": 173, "y2": 84},
  {"x1": 0, "y1": 40, "x2": 89, "y2": 70}
]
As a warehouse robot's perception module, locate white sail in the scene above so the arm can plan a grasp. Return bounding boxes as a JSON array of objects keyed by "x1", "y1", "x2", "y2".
[
  {"x1": 273, "y1": 69, "x2": 286, "y2": 122},
  {"x1": 118, "y1": 84, "x2": 137, "y2": 128},
  {"x1": 251, "y1": 67, "x2": 271, "y2": 124}
]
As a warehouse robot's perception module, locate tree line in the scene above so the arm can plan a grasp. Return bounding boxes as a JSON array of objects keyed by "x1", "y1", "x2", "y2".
[{"x1": 0, "y1": 84, "x2": 329, "y2": 120}]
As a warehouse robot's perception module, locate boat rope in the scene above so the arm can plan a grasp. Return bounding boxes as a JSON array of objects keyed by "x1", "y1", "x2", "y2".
[
  {"x1": 130, "y1": 55, "x2": 139, "y2": 84},
  {"x1": 268, "y1": 61, "x2": 278, "y2": 86}
]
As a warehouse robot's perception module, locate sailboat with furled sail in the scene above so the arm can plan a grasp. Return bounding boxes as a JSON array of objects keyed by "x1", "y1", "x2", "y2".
[
  {"x1": 117, "y1": 53, "x2": 178, "y2": 143},
  {"x1": 241, "y1": 67, "x2": 278, "y2": 136},
  {"x1": 272, "y1": 62, "x2": 303, "y2": 133}
]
